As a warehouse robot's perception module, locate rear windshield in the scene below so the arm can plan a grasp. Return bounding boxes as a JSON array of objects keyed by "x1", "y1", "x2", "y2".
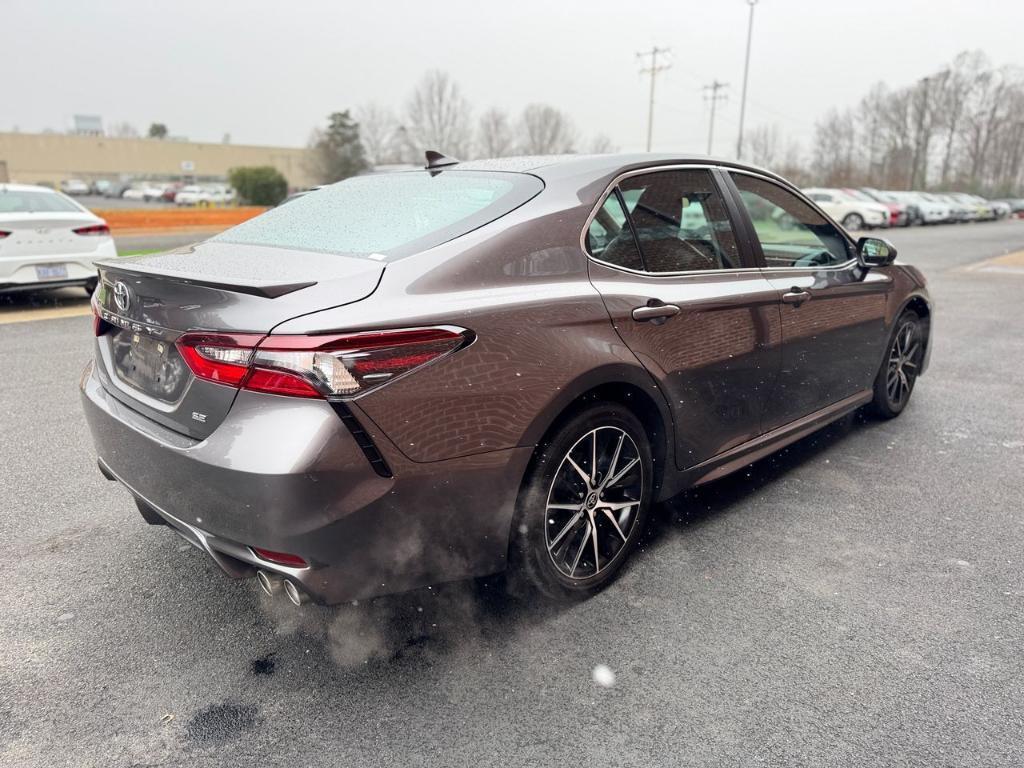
[
  {"x1": 212, "y1": 170, "x2": 543, "y2": 259},
  {"x1": 0, "y1": 189, "x2": 83, "y2": 213}
]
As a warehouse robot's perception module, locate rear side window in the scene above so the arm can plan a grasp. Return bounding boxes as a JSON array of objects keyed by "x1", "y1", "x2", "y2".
[
  {"x1": 213, "y1": 171, "x2": 543, "y2": 259},
  {"x1": 586, "y1": 192, "x2": 643, "y2": 271},
  {"x1": 0, "y1": 190, "x2": 82, "y2": 213},
  {"x1": 617, "y1": 169, "x2": 741, "y2": 272}
]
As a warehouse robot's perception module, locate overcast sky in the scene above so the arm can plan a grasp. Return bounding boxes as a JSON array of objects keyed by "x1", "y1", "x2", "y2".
[{"x1": 5, "y1": 0, "x2": 1023, "y2": 157}]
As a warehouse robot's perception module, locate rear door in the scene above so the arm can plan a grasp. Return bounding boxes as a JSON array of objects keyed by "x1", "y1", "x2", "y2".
[
  {"x1": 586, "y1": 166, "x2": 782, "y2": 470},
  {"x1": 724, "y1": 171, "x2": 892, "y2": 429}
]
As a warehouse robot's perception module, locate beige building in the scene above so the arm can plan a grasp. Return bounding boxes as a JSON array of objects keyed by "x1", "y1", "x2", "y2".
[{"x1": 0, "y1": 131, "x2": 317, "y2": 188}]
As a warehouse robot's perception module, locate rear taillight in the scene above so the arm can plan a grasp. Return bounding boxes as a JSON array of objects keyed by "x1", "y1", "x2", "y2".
[
  {"x1": 0, "y1": 230, "x2": 10, "y2": 239},
  {"x1": 91, "y1": 292, "x2": 107, "y2": 336},
  {"x1": 175, "y1": 327, "x2": 468, "y2": 400},
  {"x1": 73, "y1": 224, "x2": 110, "y2": 236}
]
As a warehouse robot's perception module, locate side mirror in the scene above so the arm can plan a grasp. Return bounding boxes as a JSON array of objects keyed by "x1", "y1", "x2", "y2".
[{"x1": 856, "y1": 236, "x2": 897, "y2": 268}]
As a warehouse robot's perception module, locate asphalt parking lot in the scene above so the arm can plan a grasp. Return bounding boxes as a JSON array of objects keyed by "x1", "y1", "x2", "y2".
[{"x1": 2, "y1": 222, "x2": 1023, "y2": 767}]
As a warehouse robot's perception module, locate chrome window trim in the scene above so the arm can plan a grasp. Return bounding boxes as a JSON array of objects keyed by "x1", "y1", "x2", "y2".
[
  {"x1": 725, "y1": 167, "x2": 859, "y2": 273},
  {"x1": 579, "y1": 163, "x2": 758, "y2": 279}
]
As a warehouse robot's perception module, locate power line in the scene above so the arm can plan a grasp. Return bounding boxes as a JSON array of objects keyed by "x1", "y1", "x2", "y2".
[
  {"x1": 703, "y1": 80, "x2": 729, "y2": 155},
  {"x1": 637, "y1": 46, "x2": 672, "y2": 152}
]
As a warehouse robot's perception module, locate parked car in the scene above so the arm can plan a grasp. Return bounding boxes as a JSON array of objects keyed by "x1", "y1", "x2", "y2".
[
  {"x1": 60, "y1": 179, "x2": 90, "y2": 196},
  {"x1": 122, "y1": 182, "x2": 165, "y2": 202},
  {"x1": 889, "y1": 191, "x2": 950, "y2": 224},
  {"x1": 931, "y1": 193, "x2": 973, "y2": 222},
  {"x1": 91, "y1": 179, "x2": 113, "y2": 196},
  {"x1": 988, "y1": 199, "x2": 1011, "y2": 219},
  {"x1": 103, "y1": 180, "x2": 133, "y2": 199},
  {"x1": 0, "y1": 183, "x2": 115, "y2": 294},
  {"x1": 82, "y1": 153, "x2": 931, "y2": 606},
  {"x1": 992, "y1": 198, "x2": 1024, "y2": 217},
  {"x1": 161, "y1": 182, "x2": 184, "y2": 203},
  {"x1": 953, "y1": 193, "x2": 996, "y2": 221},
  {"x1": 803, "y1": 187, "x2": 889, "y2": 230},
  {"x1": 860, "y1": 188, "x2": 912, "y2": 226},
  {"x1": 175, "y1": 184, "x2": 235, "y2": 206}
]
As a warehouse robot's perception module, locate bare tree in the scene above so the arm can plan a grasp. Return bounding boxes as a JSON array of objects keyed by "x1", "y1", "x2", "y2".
[
  {"x1": 935, "y1": 52, "x2": 985, "y2": 186},
  {"x1": 356, "y1": 103, "x2": 402, "y2": 166},
  {"x1": 812, "y1": 108, "x2": 858, "y2": 186},
  {"x1": 518, "y1": 104, "x2": 577, "y2": 154},
  {"x1": 778, "y1": 139, "x2": 809, "y2": 186},
  {"x1": 586, "y1": 133, "x2": 617, "y2": 153},
  {"x1": 746, "y1": 124, "x2": 780, "y2": 167},
  {"x1": 404, "y1": 70, "x2": 473, "y2": 159},
  {"x1": 476, "y1": 108, "x2": 515, "y2": 158}
]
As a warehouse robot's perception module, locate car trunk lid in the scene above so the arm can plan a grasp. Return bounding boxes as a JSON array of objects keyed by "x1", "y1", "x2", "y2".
[
  {"x1": 93, "y1": 240, "x2": 384, "y2": 439},
  {"x1": 0, "y1": 212, "x2": 105, "y2": 257}
]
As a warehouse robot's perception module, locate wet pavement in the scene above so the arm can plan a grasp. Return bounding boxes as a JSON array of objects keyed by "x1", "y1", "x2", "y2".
[{"x1": 2, "y1": 221, "x2": 1023, "y2": 767}]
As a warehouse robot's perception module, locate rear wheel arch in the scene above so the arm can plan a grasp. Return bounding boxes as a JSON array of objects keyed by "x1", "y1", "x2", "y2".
[{"x1": 518, "y1": 369, "x2": 673, "y2": 501}]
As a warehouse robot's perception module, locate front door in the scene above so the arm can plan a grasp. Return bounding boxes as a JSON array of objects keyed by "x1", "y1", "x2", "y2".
[
  {"x1": 726, "y1": 172, "x2": 893, "y2": 430},
  {"x1": 586, "y1": 167, "x2": 782, "y2": 470}
]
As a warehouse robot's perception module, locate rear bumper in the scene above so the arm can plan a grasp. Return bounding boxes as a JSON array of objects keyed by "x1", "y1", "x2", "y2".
[
  {"x1": 80, "y1": 361, "x2": 532, "y2": 604},
  {"x1": 0, "y1": 242, "x2": 113, "y2": 290}
]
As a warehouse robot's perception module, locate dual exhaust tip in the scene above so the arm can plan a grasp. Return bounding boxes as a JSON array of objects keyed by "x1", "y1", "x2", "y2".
[{"x1": 256, "y1": 570, "x2": 309, "y2": 606}]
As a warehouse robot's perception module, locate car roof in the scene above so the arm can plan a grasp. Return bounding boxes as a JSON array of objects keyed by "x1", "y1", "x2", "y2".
[{"x1": 450, "y1": 152, "x2": 791, "y2": 186}]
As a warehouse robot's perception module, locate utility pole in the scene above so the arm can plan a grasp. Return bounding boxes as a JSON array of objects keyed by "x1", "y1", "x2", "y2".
[
  {"x1": 736, "y1": 0, "x2": 760, "y2": 160},
  {"x1": 704, "y1": 80, "x2": 729, "y2": 155},
  {"x1": 637, "y1": 46, "x2": 672, "y2": 152}
]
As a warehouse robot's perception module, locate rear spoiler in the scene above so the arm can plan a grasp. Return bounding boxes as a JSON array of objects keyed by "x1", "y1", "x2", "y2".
[{"x1": 94, "y1": 259, "x2": 314, "y2": 299}]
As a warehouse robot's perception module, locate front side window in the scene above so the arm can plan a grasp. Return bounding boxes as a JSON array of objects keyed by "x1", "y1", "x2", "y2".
[
  {"x1": 731, "y1": 174, "x2": 852, "y2": 268},
  {"x1": 617, "y1": 170, "x2": 740, "y2": 273}
]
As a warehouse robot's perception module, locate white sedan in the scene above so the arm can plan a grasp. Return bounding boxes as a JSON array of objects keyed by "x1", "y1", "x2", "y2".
[
  {"x1": 0, "y1": 184, "x2": 116, "y2": 294},
  {"x1": 175, "y1": 184, "x2": 236, "y2": 206},
  {"x1": 803, "y1": 187, "x2": 890, "y2": 230}
]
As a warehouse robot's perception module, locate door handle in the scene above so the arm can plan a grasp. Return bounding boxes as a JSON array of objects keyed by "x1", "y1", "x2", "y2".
[
  {"x1": 632, "y1": 302, "x2": 680, "y2": 322},
  {"x1": 782, "y1": 288, "x2": 812, "y2": 306}
]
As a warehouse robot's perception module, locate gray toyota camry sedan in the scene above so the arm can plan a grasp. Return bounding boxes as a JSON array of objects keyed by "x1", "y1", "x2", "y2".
[{"x1": 82, "y1": 153, "x2": 931, "y2": 606}]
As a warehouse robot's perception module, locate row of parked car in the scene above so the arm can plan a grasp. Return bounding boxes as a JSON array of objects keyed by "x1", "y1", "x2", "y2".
[
  {"x1": 803, "y1": 187, "x2": 1024, "y2": 229},
  {"x1": 58, "y1": 178, "x2": 236, "y2": 206}
]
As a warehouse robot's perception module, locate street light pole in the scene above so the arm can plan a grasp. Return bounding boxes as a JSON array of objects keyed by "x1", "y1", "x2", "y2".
[{"x1": 735, "y1": 0, "x2": 759, "y2": 160}]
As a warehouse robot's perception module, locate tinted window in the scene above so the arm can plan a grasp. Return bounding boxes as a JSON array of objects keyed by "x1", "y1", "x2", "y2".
[
  {"x1": 213, "y1": 171, "x2": 543, "y2": 259},
  {"x1": 586, "y1": 192, "x2": 643, "y2": 271},
  {"x1": 618, "y1": 170, "x2": 740, "y2": 272},
  {"x1": 0, "y1": 190, "x2": 82, "y2": 213},
  {"x1": 731, "y1": 174, "x2": 852, "y2": 268}
]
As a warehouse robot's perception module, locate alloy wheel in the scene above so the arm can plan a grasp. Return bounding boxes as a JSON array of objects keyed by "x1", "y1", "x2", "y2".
[
  {"x1": 544, "y1": 426, "x2": 643, "y2": 580},
  {"x1": 886, "y1": 320, "x2": 921, "y2": 408}
]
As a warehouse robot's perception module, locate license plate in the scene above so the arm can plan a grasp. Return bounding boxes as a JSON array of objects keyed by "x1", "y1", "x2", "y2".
[{"x1": 35, "y1": 264, "x2": 68, "y2": 280}]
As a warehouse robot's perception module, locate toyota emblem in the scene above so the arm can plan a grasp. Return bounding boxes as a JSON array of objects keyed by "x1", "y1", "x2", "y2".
[{"x1": 113, "y1": 281, "x2": 131, "y2": 313}]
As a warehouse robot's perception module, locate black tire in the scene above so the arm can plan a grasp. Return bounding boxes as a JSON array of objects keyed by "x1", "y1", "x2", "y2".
[
  {"x1": 509, "y1": 403, "x2": 653, "y2": 601},
  {"x1": 842, "y1": 212, "x2": 865, "y2": 231},
  {"x1": 868, "y1": 310, "x2": 925, "y2": 419}
]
